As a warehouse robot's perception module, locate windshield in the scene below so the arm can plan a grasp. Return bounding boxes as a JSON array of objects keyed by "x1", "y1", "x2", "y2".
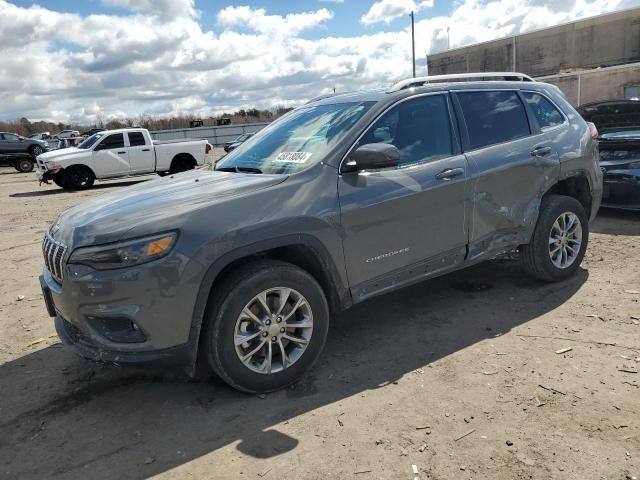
[
  {"x1": 78, "y1": 133, "x2": 104, "y2": 149},
  {"x1": 600, "y1": 129, "x2": 640, "y2": 140},
  {"x1": 216, "y1": 101, "x2": 374, "y2": 174}
]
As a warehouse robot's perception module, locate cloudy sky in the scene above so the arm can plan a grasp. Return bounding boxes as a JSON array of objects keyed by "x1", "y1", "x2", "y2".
[{"x1": 0, "y1": 0, "x2": 637, "y2": 123}]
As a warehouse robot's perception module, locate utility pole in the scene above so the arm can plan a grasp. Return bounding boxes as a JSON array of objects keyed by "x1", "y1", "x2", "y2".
[
  {"x1": 410, "y1": 11, "x2": 416, "y2": 77},
  {"x1": 447, "y1": 26, "x2": 450, "y2": 50}
]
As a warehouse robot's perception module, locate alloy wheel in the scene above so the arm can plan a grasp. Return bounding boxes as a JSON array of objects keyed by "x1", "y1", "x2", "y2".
[
  {"x1": 548, "y1": 211, "x2": 582, "y2": 269},
  {"x1": 234, "y1": 287, "x2": 313, "y2": 374}
]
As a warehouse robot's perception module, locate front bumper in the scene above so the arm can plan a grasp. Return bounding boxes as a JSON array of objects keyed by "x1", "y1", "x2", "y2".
[
  {"x1": 39, "y1": 248, "x2": 205, "y2": 368},
  {"x1": 36, "y1": 169, "x2": 54, "y2": 182},
  {"x1": 54, "y1": 313, "x2": 191, "y2": 366}
]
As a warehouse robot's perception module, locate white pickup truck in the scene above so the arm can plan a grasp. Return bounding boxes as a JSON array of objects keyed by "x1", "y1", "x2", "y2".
[{"x1": 35, "y1": 128, "x2": 212, "y2": 189}]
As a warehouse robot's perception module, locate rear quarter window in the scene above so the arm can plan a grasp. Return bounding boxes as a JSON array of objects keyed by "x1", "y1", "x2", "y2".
[
  {"x1": 457, "y1": 91, "x2": 531, "y2": 150},
  {"x1": 521, "y1": 92, "x2": 564, "y2": 129}
]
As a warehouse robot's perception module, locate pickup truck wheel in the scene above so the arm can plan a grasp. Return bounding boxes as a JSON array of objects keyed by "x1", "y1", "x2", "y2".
[
  {"x1": 169, "y1": 156, "x2": 195, "y2": 174},
  {"x1": 53, "y1": 171, "x2": 68, "y2": 189},
  {"x1": 66, "y1": 166, "x2": 95, "y2": 190},
  {"x1": 203, "y1": 260, "x2": 329, "y2": 393},
  {"x1": 15, "y1": 158, "x2": 34, "y2": 173},
  {"x1": 521, "y1": 195, "x2": 588, "y2": 282}
]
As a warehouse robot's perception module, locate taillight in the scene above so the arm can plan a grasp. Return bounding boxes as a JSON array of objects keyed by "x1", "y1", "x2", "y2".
[
  {"x1": 587, "y1": 122, "x2": 598, "y2": 140},
  {"x1": 205, "y1": 143, "x2": 212, "y2": 154}
]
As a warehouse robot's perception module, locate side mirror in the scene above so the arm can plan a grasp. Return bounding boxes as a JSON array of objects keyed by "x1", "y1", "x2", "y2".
[{"x1": 343, "y1": 143, "x2": 400, "y2": 173}]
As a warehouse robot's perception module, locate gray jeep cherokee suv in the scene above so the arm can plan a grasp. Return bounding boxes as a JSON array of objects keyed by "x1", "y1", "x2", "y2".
[{"x1": 40, "y1": 74, "x2": 602, "y2": 393}]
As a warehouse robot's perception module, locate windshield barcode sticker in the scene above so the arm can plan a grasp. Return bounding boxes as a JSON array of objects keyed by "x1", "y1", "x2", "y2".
[{"x1": 273, "y1": 152, "x2": 313, "y2": 164}]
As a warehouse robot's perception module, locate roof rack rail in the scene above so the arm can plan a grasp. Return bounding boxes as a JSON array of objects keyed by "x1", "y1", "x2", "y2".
[
  {"x1": 304, "y1": 93, "x2": 338, "y2": 105},
  {"x1": 388, "y1": 72, "x2": 535, "y2": 92}
]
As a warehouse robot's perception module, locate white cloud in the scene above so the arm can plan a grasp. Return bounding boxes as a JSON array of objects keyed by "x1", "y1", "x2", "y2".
[
  {"x1": 0, "y1": 0, "x2": 632, "y2": 124},
  {"x1": 217, "y1": 6, "x2": 333, "y2": 37},
  {"x1": 361, "y1": 0, "x2": 434, "y2": 25},
  {"x1": 101, "y1": 0, "x2": 196, "y2": 19}
]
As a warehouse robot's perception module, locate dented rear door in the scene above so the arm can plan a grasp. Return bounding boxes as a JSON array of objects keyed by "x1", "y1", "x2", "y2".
[{"x1": 453, "y1": 89, "x2": 561, "y2": 261}]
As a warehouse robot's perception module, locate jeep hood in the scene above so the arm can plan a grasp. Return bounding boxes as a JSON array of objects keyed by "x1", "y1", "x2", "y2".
[{"x1": 54, "y1": 170, "x2": 287, "y2": 247}]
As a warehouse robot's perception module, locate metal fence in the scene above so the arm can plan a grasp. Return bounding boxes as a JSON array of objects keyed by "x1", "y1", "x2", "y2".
[{"x1": 149, "y1": 122, "x2": 269, "y2": 147}]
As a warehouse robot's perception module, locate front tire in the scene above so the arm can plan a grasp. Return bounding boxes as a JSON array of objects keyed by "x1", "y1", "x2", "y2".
[
  {"x1": 15, "y1": 158, "x2": 34, "y2": 173},
  {"x1": 203, "y1": 260, "x2": 330, "y2": 393},
  {"x1": 65, "y1": 166, "x2": 95, "y2": 190},
  {"x1": 53, "y1": 171, "x2": 68, "y2": 189},
  {"x1": 521, "y1": 195, "x2": 589, "y2": 282}
]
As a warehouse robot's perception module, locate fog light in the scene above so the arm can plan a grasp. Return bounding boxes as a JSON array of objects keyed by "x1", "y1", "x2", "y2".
[{"x1": 86, "y1": 316, "x2": 147, "y2": 343}]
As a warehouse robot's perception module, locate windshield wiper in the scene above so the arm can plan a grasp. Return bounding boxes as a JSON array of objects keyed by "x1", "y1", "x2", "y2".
[{"x1": 216, "y1": 166, "x2": 263, "y2": 174}]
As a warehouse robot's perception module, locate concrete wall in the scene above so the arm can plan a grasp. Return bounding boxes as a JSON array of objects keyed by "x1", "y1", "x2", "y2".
[
  {"x1": 539, "y1": 63, "x2": 640, "y2": 106},
  {"x1": 150, "y1": 122, "x2": 269, "y2": 146},
  {"x1": 428, "y1": 8, "x2": 640, "y2": 77}
]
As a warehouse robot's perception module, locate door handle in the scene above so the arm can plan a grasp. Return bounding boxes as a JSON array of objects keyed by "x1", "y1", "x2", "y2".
[
  {"x1": 530, "y1": 146, "x2": 552, "y2": 157},
  {"x1": 117, "y1": 151, "x2": 126, "y2": 154},
  {"x1": 141, "y1": 148, "x2": 150, "y2": 152},
  {"x1": 435, "y1": 167, "x2": 464, "y2": 180}
]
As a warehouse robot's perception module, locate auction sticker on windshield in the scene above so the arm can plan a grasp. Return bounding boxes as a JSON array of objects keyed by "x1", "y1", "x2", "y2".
[{"x1": 273, "y1": 152, "x2": 313, "y2": 164}]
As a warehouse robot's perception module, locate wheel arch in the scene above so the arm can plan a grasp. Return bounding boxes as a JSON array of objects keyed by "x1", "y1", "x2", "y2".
[
  {"x1": 63, "y1": 163, "x2": 96, "y2": 176},
  {"x1": 170, "y1": 153, "x2": 197, "y2": 169},
  {"x1": 543, "y1": 173, "x2": 592, "y2": 218},
  {"x1": 185, "y1": 235, "x2": 351, "y2": 376}
]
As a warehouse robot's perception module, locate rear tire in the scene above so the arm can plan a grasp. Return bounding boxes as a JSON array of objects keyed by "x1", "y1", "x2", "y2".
[
  {"x1": 521, "y1": 195, "x2": 589, "y2": 282},
  {"x1": 169, "y1": 156, "x2": 195, "y2": 174},
  {"x1": 65, "y1": 166, "x2": 95, "y2": 190},
  {"x1": 202, "y1": 260, "x2": 329, "y2": 393},
  {"x1": 15, "y1": 158, "x2": 34, "y2": 173}
]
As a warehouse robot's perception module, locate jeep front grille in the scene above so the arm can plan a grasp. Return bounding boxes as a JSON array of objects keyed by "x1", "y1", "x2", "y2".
[{"x1": 42, "y1": 231, "x2": 67, "y2": 283}]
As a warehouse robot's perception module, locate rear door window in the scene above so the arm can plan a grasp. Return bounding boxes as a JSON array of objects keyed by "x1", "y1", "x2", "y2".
[
  {"x1": 457, "y1": 91, "x2": 530, "y2": 150},
  {"x1": 128, "y1": 132, "x2": 146, "y2": 146},
  {"x1": 521, "y1": 92, "x2": 564, "y2": 129},
  {"x1": 98, "y1": 134, "x2": 125, "y2": 150}
]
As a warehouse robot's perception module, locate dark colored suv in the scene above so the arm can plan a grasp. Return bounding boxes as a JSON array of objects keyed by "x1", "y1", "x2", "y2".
[
  {"x1": 40, "y1": 74, "x2": 602, "y2": 393},
  {"x1": 0, "y1": 132, "x2": 49, "y2": 172}
]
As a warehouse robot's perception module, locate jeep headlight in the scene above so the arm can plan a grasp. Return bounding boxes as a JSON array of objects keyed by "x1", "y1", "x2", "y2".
[{"x1": 68, "y1": 232, "x2": 177, "y2": 270}]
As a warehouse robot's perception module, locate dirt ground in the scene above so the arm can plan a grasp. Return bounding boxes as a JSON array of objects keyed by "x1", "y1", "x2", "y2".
[{"x1": 0, "y1": 162, "x2": 639, "y2": 480}]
